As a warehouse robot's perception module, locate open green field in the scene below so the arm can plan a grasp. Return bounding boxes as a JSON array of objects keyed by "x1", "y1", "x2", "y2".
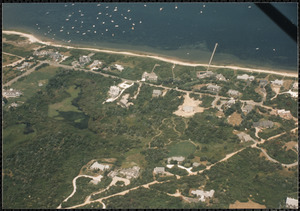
[
  {"x1": 2, "y1": 53, "x2": 20, "y2": 66},
  {"x1": 167, "y1": 141, "x2": 196, "y2": 157},
  {"x1": 48, "y1": 85, "x2": 81, "y2": 117},
  {"x1": 8, "y1": 65, "x2": 61, "y2": 103}
]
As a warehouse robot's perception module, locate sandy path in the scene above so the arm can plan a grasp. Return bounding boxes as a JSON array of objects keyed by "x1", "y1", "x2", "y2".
[
  {"x1": 3, "y1": 61, "x2": 45, "y2": 87},
  {"x1": 173, "y1": 94, "x2": 205, "y2": 117},
  {"x1": 3, "y1": 30, "x2": 297, "y2": 78},
  {"x1": 229, "y1": 199, "x2": 266, "y2": 209}
]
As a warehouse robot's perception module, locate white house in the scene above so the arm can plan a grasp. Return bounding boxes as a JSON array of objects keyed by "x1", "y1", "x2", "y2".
[
  {"x1": 191, "y1": 189, "x2": 215, "y2": 202},
  {"x1": 90, "y1": 162, "x2": 110, "y2": 171},
  {"x1": 286, "y1": 197, "x2": 298, "y2": 209},
  {"x1": 108, "y1": 86, "x2": 120, "y2": 98},
  {"x1": 271, "y1": 79, "x2": 283, "y2": 86},
  {"x1": 167, "y1": 156, "x2": 185, "y2": 163},
  {"x1": 227, "y1": 89, "x2": 240, "y2": 97},
  {"x1": 292, "y1": 82, "x2": 298, "y2": 90},
  {"x1": 237, "y1": 74, "x2": 255, "y2": 81},
  {"x1": 114, "y1": 64, "x2": 124, "y2": 71},
  {"x1": 183, "y1": 106, "x2": 194, "y2": 113},
  {"x1": 153, "y1": 167, "x2": 165, "y2": 174}
]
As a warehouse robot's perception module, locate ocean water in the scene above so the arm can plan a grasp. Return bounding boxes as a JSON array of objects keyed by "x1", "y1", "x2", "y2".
[{"x1": 2, "y1": 3, "x2": 298, "y2": 71}]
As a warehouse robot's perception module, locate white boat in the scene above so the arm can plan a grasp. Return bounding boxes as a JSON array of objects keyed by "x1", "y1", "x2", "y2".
[
  {"x1": 81, "y1": 14, "x2": 84, "y2": 16},
  {"x1": 93, "y1": 25, "x2": 95, "y2": 27},
  {"x1": 139, "y1": 21, "x2": 142, "y2": 24},
  {"x1": 60, "y1": 29, "x2": 63, "y2": 32},
  {"x1": 115, "y1": 25, "x2": 119, "y2": 27},
  {"x1": 97, "y1": 4, "x2": 101, "y2": 6},
  {"x1": 66, "y1": 19, "x2": 69, "y2": 21},
  {"x1": 132, "y1": 23, "x2": 135, "y2": 26},
  {"x1": 96, "y1": 17, "x2": 99, "y2": 20},
  {"x1": 94, "y1": 31, "x2": 97, "y2": 33},
  {"x1": 160, "y1": 7, "x2": 163, "y2": 11},
  {"x1": 72, "y1": 26, "x2": 75, "y2": 29},
  {"x1": 175, "y1": 6, "x2": 178, "y2": 9},
  {"x1": 111, "y1": 20, "x2": 114, "y2": 23},
  {"x1": 106, "y1": 29, "x2": 108, "y2": 32},
  {"x1": 144, "y1": 4, "x2": 147, "y2": 7},
  {"x1": 102, "y1": 22, "x2": 105, "y2": 24},
  {"x1": 82, "y1": 32, "x2": 86, "y2": 35},
  {"x1": 98, "y1": 12, "x2": 102, "y2": 15},
  {"x1": 127, "y1": 9, "x2": 131, "y2": 12}
]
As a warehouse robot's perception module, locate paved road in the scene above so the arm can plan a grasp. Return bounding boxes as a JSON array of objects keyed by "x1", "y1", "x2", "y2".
[{"x1": 3, "y1": 61, "x2": 46, "y2": 87}]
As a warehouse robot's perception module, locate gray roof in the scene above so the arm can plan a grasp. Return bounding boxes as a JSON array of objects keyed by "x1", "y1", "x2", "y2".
[
  {"x1": 253, "y1": 120, "x2": 274, "y2": 128},
  {"x1": 153, "y1": 89, "x2": 162, "y2": 96}
]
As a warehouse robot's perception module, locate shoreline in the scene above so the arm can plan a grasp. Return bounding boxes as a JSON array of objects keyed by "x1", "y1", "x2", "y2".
[{"x1": 3, "y1": 30, "x2": 298, "y2": 78}]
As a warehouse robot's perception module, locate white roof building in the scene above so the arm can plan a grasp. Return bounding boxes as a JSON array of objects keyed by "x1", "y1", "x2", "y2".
[
  {"x1": 237, "y1": 74, "x2": 255, "y2": 81},
  {"x1": 292, "y1": 82, "x2": 298, "y2": 90},
  {"x1": 183, "y1": 106, "x2": 194, "y2": 113},
  {"x1": 114, "y1": 64, "x2": 124, "y2": 71},
  {"x1": 153, "y1": 167, "x2": 165, "y2": 174},
  {"x1": 215, "y1": 73, "x2": 226, "y2": 81},
  {"x1": 108, "y1": 86, "x2": 120, "y2": 98},
  {"x1": 142, "y1": 72, "x2": 158, "y2": 82},
  {"x1": 191, "y1": 189, "x2": 215, "y2": 202},
  {"x1": 227, "y1": 89, "x2": 240, "y2": 97},
  {"x1": 90, "y1": 162, "x2": 110, "y2": 171},
  {"x1": 286, "y1": 90, "x2": 298, "y2": 98},
  {"x1": 286, "y1": 197, "x2": 298, "y2": 209},
  {"x1": 237, "y1": 132, "x2": 254, "y2": 142},
  {"x1": 152, "y1": 89, "x2": 162, "y2": 97},
  {"x1": 271, "y1": 79, "x2": 283, "y2": 86},
  {"x1": 167, "y1": 156, "x2": 185, "y2": 163}
]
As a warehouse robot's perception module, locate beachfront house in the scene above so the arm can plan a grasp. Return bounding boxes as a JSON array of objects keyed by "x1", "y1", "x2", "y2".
[
  {"x1": 259, "y1": 79, "x2": 268, "y2": 87},
  {"x1": 112, "y1": 64, "x2": 124, "y2": 72},
  {"x1": 292, "y1": 82, "x2": 298, "y2": 90},
  {"x1": 271, "y1": 79, "x2": 283, "y2": 86},
  {"x1": 191, "y1": 189, "x2": 215, "y2": 202},
  {"x1": 141, "y1": 72, "x2": 158, "y2": 82},
  {"x1": 89, "y1": 60, "x2": 102, "y2": 70},
  {"x1": 197, "y1": 71, "x2": 215, "y2": 79},
  {"x1": 237, "y1": 74, "x2": 255, "y2": 81},
  {"x1": 79, "y1": 55, "x2": 91, "y2": 65},
  {"x1": 215, "y1": 73, "x2": 226, "y2": 81}
]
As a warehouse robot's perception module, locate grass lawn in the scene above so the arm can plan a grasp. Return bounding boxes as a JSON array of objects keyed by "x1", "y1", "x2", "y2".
[
  {"x1": 3, "y1": 124, "x2": 36, "y2": 154},
  {"x1": 167, "y1": 141, "x2": 196, "y2": 157},
  {"x1": 48, "y1": 85, "x2": 81, "y2": 117},
  {"x1": 8, "y1": 65, "x2": 60, "y2": 103}
]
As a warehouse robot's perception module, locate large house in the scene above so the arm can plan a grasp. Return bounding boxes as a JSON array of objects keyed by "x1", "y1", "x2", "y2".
[
  {"x1": 237, "y1": 132, "x2": 254, "y2": 142},
  {"x1": 242, "y1": 104, "x2": 254, "y2": 114},
  {"x1": 286, "y1": 197, "x2": 298, "y2": 209},
  {"x1": 191, "y1": 189, "x2": 215, "y2": 202},
  {"x1": 167, "y1": 156, "x2": 185, "y2": 164},
  {"x1": 90, "y1": 162, "x2": 110, "y2": 171},
  {"x1": 197, "y1": 71, "x2": 215, "y2": 79},
  {"x1": 141, "y1": 72, "x2": 158, "y2": 82},
  {"x1": 207, "y1": 84, "x2": 221, "y2": 93},
  {"x1": 215, "y1": 73, "x2": 226, "y2": 81},
  {"x1": 271, "y1": 79, "x2": 283, "y2": 86},
  {"x1": 183, "y1": 106, "x2": 194, "y2": 113},
  {"x1": 152, "y1": 89, "x2": 162, "y2": 97},
  {"x1": 237, "y1": 74, "x2": 255, "y2": 81},
  {"x1": 227, "y1": 89, "x2": 240, "y2": 97},
  {"x1": 79, "y1": 55, "x2": 91, "y2": 64},
  {"x1": 3, "y1": 88, "x2": 22, "y2": 98},
  {"x1": 253, "y1": 120, "x2": 274, "y2": 128},
  {"x1": 108, "y1": 86, "x2": 120, "y2": 98},
  {"x1": 153, "y1": 167, "x2": 165, "y2": 174},
  {"x1": 112, "y1": 64, "x2": 124, "y2": 71}
]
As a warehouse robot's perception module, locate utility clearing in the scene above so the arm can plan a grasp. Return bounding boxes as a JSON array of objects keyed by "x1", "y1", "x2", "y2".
[
  {"x1": 229, "y1": 199, "x2": 266, "y2": 209},
  {"x1": 173, "y1": 94, "x2": 205, "y2": 117}
]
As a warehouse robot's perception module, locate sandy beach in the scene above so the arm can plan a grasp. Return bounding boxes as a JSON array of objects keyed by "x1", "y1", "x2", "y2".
[{"x1": 3, "y1": 30, "x2": 298, "y2": 78}]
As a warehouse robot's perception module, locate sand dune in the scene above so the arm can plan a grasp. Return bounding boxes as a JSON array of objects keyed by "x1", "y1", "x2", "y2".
[{"x1": 3, "y1": 30, "x2": 297, "y2": 78}]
